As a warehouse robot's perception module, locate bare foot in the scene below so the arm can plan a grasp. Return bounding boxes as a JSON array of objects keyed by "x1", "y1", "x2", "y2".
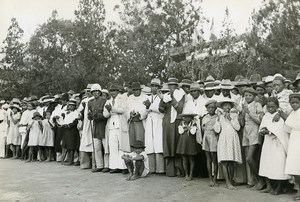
[
  {"x1": 225, "y1": 183, "x2": 237, "y2": 190},
  {"x1": 126, "y1": 174, "x2": 133, "y2": 181},
  {"x1": 25, "y1": 159, "x2": 31, "y2": 163},
  {"x1": 131, "y1": 175, "x2": 140, "y2": 180},
  {"x1": 254, "y1": 182, "x2": 265, "y2": 191},
  {"x1": 209, "y1": 180, "x2": 214, "y2": 187},
  {"x1": 185, "y1": 175, "x2": 189, "y2": 181},
  {"x1": 45, "y1": 158, "x2": 51, "y2": 162},
  {"x1": 260, "y1": 187, "x2": 272, "y2": 193},
  {"x1": 186, "y1": 176, "x2": 193, "y2": 181}
]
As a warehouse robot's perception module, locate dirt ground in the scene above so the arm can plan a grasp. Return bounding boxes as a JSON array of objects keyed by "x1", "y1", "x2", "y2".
[{"x1": 0, "y1": 159, "x2": 294, "y2": 202}]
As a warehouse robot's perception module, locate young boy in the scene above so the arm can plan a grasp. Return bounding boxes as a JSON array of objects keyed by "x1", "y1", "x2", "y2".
[{"x1": 122, "y1": 141, "x2": 149, "y2": 180}]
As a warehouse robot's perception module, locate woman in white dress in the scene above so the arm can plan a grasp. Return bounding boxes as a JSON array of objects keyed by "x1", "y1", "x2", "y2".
[
  {"x1": 259, "y1": 97, "x2": 290, "y2": 195},
  {"x1": 7, "y1": 104, "x2": 22, "y2": 159},
  {"x1": 285, "y1": 94, "x2": 300, "y2": 200}
]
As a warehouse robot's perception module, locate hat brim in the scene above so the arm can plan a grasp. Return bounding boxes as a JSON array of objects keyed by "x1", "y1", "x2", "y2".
[
  {"x1": 217, "y1": 101, "x2": 236, "y2": 108},
  {"x1": 204, "y1": 87, "x2": 216, "y2": 91},
  {"x1": 32, "y1": 115, "x2": 43, "y2": 119},
  {"x1": 220, "y1": 86, "x2": 234, "y2": 90},
  {"x1": 167, "y1": 82, "x2": 179, "y2": 85},
  {"x1": 293, "y1": 78, "x2": 300, "y2": 86},
  {"x1": 150, "y1": 82, "x2": 160, "y2": 87},
  {"x1": 290, "y1": 94, "x2": 300, "y2": 100}
]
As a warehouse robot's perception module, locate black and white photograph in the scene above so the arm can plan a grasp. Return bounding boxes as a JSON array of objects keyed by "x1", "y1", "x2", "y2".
[{"x1": 0, "y1": 0, "x2": 300, "y2": 201}]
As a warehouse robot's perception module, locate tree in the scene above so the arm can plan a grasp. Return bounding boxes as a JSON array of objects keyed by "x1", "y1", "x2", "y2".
[{"x1": 0, "y1": 18, "x2": 26, "y2": 99}]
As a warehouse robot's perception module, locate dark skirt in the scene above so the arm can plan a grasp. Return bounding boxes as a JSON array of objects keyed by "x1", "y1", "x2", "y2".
[
  {"x1": 176, "y1": 131, "x2": 198, "y2": 155},
  {"x1": 62, "y1": 127, "x2": 80, "y2": 150}
]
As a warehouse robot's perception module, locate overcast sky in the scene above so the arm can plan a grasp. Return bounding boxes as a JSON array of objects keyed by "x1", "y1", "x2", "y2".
[{"x1": 0, "y1": 0, "x2": 263, "y2": 48}]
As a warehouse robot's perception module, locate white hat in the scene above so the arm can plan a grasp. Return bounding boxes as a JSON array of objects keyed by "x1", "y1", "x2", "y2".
[
  {"x1": 91, "y1": 84, "x2": 102, "y2": 92},
  {"x1": 264, "y1": 76, "x2": 274, "y2": 84},
  {"x1": 150, "y1": 78, "x2": 161, "y2": 86},
  {"x1": 219, "y1": 79, "x2": 234, "y2": 90},
  {"x1": 0, "y1": 100, "x2": 5, "y2": 104}
]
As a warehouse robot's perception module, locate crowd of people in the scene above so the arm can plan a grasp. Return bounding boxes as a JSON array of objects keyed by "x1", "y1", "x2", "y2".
[{"x1": 0, "y1": 72, "x2": 300, "y2": 200}]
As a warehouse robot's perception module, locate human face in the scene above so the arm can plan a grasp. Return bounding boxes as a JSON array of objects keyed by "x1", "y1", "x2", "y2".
[
  {"x1": 215, "y1": 89, "x2": 221, "y2": 95},
  {"x1": 290, "y1": 97, "x2": 300, "y2": 111},
  {"x1": 12, "y1": 108, "x2": 18, "y2": 114},
  {"x1": 205, "y1": 90, "x2": 215, "y2": 98},
  {"x1": 266, "y1": 101, "x2": 278, "y2": 114},
  {"x1": 273, "y1": 79, "x2": 284, "y2": 93},
  {"x1": 222, "y1": 102, "x2": 232, "y2": 113},
  {"x1": 60, "y1": 99, "x2": 67, "y2": 105},
  {"x1": 221, "y1": 89, "x2": 230, "y2": 97},
  {"x1": 255, "y1": 87, "x2": 265, "y2": 95},
  {"x1": 231, "y1": 89, "x2": 238, "y2": 95},
  {"x1": 134, "y1": 147, "x2": 143, "y2": 154},
  {"x1": 168, "y1": 84, "x2": 177, "y2": 93},
  {"x1": 68, "y1": 104, "x2": 76, "y2": 111},
  {"x1": 27, "y1": 103, "x2": 33, "y2": 110},
  {"x1": 133, "y1": 89, "x2": 141, "y2": 97},
  {"x1": 46, "y1": 112, "x2": 51, "y2": 120},
  {"x1": 206, "y1": 103, "x2": 216, "y2": 115},
  {"x1": 102, "y1": 93, "x2": 109, "y2": 100},
  {"x1": 150, "y1": 84, "x2": 159, "y2": 94},
  {"x1": 265, "y1": 82, "x2": 274, "y2": 94},
  {"x1": 110, "y1": 90, "x2": 118, "y2": 98},
  {"x1": 295, "y1": 81, "x2": 300, "y2": 92},
  {"x1": 92, "y1": 90, "x2": 101, "y2": 99},
  {"x1": 181, "y1": 85, "x2": 190, "y2": 94},
  {"x1": 190, "y1": 90, "x2": 200, "y2": 99},
  {"x1": 244, "y1": 92, "x2": 255, "y2": 104}
]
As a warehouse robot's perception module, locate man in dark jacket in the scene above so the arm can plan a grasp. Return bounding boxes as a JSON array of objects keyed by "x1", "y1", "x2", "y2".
[{"x1": 88, "y1": 84, "x2": 109, "y2": 172}]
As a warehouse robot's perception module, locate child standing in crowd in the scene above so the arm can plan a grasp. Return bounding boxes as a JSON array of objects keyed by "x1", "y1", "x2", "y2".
[
  {"x1": 285, "y1": 94, "x2": 300, "y2": 201},
  {"x1": 259, "y1": 97, "x2": 290, "y2": 195},
  {"x1": 26, "y1": 112, "x2": 43, "y2": 162},
  {"x1": 202, "y1": 99, "x2": 219, "y2": 187},
  {"x1": 241, "y1": 88, "x2": 264, "y2": 190},
  {"x1": 40, "y1": 111, "x2": 54, "y2": 162},
  {"x1": 176, "y1": 111, "x2": 198, "y2": 181},
  {"x1": 214, "y1": 98, "x2": 242, "y2": 190},
  {"x1": 7, "y1": 104, "x2": 22, "y2": 159},
  {"x1": 122, "y1": 140, "x2": 149, "y2": 181}
]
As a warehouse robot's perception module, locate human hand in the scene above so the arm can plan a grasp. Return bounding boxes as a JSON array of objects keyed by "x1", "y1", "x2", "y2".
[
  {"x1": 143, "y1": 99, "x2": 151, "y2": 109},
  {"x1": 105, "y1": 104, "x2": 112, "y2": 112}
]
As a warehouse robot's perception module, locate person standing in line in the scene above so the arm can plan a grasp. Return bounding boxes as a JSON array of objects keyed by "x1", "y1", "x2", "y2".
[
  {"x1": 143, "y1": 78, "x2": 165, "y2": 175},
  {"x1": 88, "y1": 84, "x2": 109, "y2": 173}
]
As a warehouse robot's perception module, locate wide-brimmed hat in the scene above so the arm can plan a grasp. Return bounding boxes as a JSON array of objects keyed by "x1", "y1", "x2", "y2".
[
  {"x1": 264, "y1": 76, "x2": 274, "y2": 84},
  {"x1": 290, "y1": 93, "x2": 300, "y2": 100},
  {"x1": 102, "y1": 89, "x2": 109, "y2": 95},
  {"x1": 293, "y1": 73, "x2": 300, "y2": 86},
  {"x1": 0, "y1": 100, "x2": 5, "y2": 105},
  {"x1": 150, "y1": 78, "x2": 161, "y2": 86},
  {"x1": 219, "y1": 79, "x2": 234, "y2": 90},
  {"x1": 254, "y1": 81, "x2": 265, "y2": 89},
  {"x1": 10, "y1": 104, "x2": 21, "y2": 111},
  {"x1": 86, "y1": 83, "x2": 93, "y2": 90},
  {"x1": 204, "y1": 82, "x2": 216, "y2": 91},
  {"x1": 68, "y1": 90, "x2": 75, "y2": 95},
  {"x1": 131, "y1": 140, "x2": 146, "y2": 148},
  {"x1": 160, "y1": 83, "x2": 169, "y2": 92},
  {"x1": 236, "y1": 78, "x2": 250, "y2": 87},
  {"x1": 249, "y1": 74, "x2": 262, "y2": 84},
  {"x1": 12, "y1": 98, "x2": 21, "y2": 105},
  {"x1": 109, "y1": 84, "x2": 120, "y2": 91},
  {"x1": 32, "y1": 112, "x2": 42, "y2": 119},
  {"x1": 2, "y1": 104, "x2": 9, "y2": 109},
  {"x1": 68, "y1": 98, "x2": 77, "y2": 106},
  {"x1": 217, "y1": 98, "x2": 235, "y2": 108},
  {"x1": 30, "y1": 96, "x2": 38, "y2": 102},
  {"x1": 180, "y1": 79, "x2": 192, "y2": 87},
  {"x1": 132, "y1": 82, "x2": 142, "y2": 90},
  {"x1": 197, "y1": 80, "x2": 204, "y2": 85},
  {"x1": 167, "y1": 78, "x2": 179, "y2": 85},
  {"x1": 43, "y1": 96, "x2": 55, "y2": 103},
  {"x1": 91, "y1": 84, "x2": 102, "y2": 92},
  {"x1": 190, "y1": 83, "x2": 202, "y2": 91},
  {"x1": 284, "y1": 79, "x2": 292, "y2": 84},
  {"x1": 142, "y1": 86, "x2": 151, "y2": 95},
  {"x1": 243, "y1": 87, "x2": 258, "y2": 95},
  {"x1": 205, "y1": 75, "x2": 215, "y2": 83},
  {"x1": 205, "y1": 99, "x2": 217, "y2": 107}
]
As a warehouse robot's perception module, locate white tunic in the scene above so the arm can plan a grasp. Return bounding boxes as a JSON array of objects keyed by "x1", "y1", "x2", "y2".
[{"x1": 144, "y1": 94, "x2": 164, "y2": 154}]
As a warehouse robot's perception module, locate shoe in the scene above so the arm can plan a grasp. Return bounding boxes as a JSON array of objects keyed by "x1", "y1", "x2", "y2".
[
  {"x1": 122, "y1": 169, "x2": 129, "y2": 174},
  {"x1": 109, "y1": 169, "x2": 119, "y2": 174},
  {"x1": 102, "y1": 168, "x2": 110, "y2": 173},
  {"x1": 73, "y1": 161, "x2": 80, "y2": 166},
  {"x1": 91, "y1": 168, "x2": 103, "y2": 173}
]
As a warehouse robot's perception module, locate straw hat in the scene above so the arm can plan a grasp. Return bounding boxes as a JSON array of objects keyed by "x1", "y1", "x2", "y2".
[
  {"x1": 132, "y1": 82, "x2": 142, "y2": 90},
  {"x1": 10, "y1": 104, "x2": 21, "y2": 111},
  {"x1": 142, "y1": 86, "x2": 151, "y2": 95},
  {"x1": 205, "y1": 99, "x2": 217, "y2": 107},
  {"x1": 32, "y1": 112, "x2": 42, "y2": 119},
  {"x1": 204, "y1": 82, "x2": 216, "y2": 91},
  {"x1": 68, "y1": 98, "x2": 77, "y2": 106},
  {"x1": 91, "y1": 84, "x2": 102, "y2": 92},
  {"x1": 167, "y1": 78, "x2": 179, "y2": 85},
  {"x1": 150, "y1": 78, "x2": 161, "y2": 86},
  {"x1": 264, "y1": 76, "x2": 274, "y2": 84},
  {"x1": 217, "y1": 97, "x2": 235, "y2": 108},
  {"x1": 243, "y1": 87, "x2": 258, "y2": 95},
  {"x1": 236, "y1": 78, "x2": 250, "y2": 87},
  {"x1": 160, "y1": 83, "x2": 169, "y2": 92},
  {"x1": 249, "y1": 74, "x2": 262, "y2": 84},
  {"x1": 190, "y1": 83, "x2": 202, "y2": 91},
  {"x1": 219, "y1": 79, "x2": 234, "y2": 90},
  {"x1": 205, "y1": 75, "x2": 215, "y2": 83},
  {"x1": 180, "y1": 79, "x2": 192, "y2": 87}
]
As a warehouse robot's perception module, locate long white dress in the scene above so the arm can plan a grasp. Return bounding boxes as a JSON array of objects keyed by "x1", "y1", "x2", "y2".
[
  {"x1": 259, "y1": 112, "x2": 290, "y2": 180},
  {"x1": 214, "y1": 113, "x2": 242, "y2": 163},
  {"x1": 0, "y1": 109, "x2": 8, "y2": 157},
  {"x1": 285, "y1": 108, "x2": 300, "y2": 175},
  {"x1": 28, "y1": 120, "x2": 43, "y2": 146},
  {"x1": 7, "y1": 112, "x2": 21, "y2": 145}
]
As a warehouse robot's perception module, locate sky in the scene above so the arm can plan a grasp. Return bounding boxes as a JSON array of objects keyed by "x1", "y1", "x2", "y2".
[{"x1": 0, "y1": 0, "x2": 263, "y2": 48}]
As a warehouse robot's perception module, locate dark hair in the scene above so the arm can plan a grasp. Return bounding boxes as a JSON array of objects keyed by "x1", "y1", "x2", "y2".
[{"x1": 266, "y1": 97, "x2": 279, "y2": 107}]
